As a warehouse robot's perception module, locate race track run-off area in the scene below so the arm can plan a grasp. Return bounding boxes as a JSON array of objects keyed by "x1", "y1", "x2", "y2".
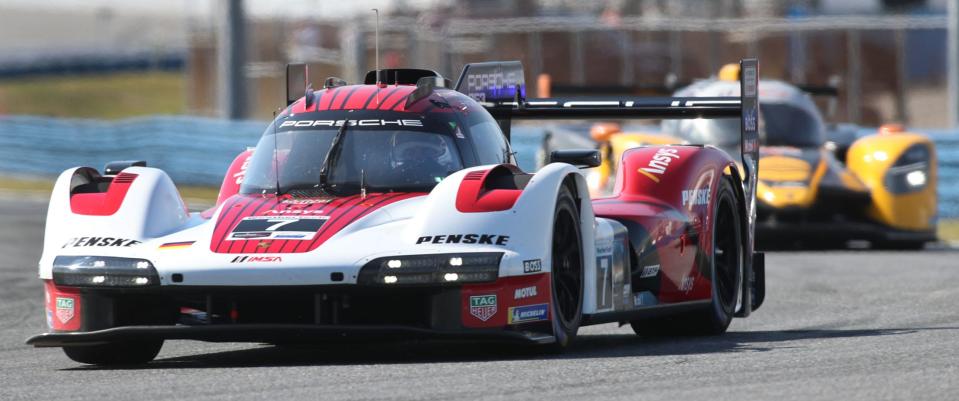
[{"x1": 1, "y1": 197, "x2": 957, "y2": 401}]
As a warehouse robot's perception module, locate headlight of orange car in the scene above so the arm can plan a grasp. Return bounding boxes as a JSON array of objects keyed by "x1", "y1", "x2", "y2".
[{"x1": 884, "y1": 144, "x2": 931, "y2": 194}]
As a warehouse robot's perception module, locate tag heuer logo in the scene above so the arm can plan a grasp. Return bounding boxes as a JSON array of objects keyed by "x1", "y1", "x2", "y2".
[
  {"x1": 469, "y1": 294, "x2": 497, "y2": 321},
  {"x1": 55, "y1": 297, "x2": 75, "y2": 324}
]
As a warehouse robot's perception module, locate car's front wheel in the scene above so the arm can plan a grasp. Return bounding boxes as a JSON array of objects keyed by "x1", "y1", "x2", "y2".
[{"x1": 63, "y1": 340, "x2": 163, "y2": 365}]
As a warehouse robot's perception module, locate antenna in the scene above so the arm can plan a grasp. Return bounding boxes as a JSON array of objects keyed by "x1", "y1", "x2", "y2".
[
  {"x1": 372, "y1": 8, "x2": 380, "y2": 84},
  {"x1": 272, "y1": 110, "x2": 281, "y2": 196}
]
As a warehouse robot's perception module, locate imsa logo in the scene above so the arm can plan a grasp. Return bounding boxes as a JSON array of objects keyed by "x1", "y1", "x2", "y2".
[
  {"x1": 469, "y1": 294, "x2": 497, "y2": 321},
  {"x1": 638, "y1": 148, "x2": 680, "y2": 183}
]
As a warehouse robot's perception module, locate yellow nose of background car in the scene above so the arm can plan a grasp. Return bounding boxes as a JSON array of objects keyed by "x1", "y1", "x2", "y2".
[{"x1": 758, "y1": 155, "x2": 820, "y2": 208}]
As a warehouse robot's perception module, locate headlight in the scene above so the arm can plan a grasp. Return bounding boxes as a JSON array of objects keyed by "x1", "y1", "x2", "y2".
[
  {"x1": 53, "y1": 256, "x2": 160, "y2": 288},
  {"x1": 884, "y1": 144, "x2": 931, "y2": 194},
  {"x1": 358, "y1": 253, "x2": 502, "y2": 286}
]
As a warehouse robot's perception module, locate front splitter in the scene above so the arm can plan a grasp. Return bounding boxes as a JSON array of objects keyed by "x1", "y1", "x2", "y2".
[{"x1": 26, "y1": 324, "x2": 555, "y2": 347}]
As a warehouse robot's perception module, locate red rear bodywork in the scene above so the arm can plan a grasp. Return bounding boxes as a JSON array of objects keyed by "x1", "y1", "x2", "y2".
[{"x1": 593, "y1": 145, "x2": 741, "y2": 304}]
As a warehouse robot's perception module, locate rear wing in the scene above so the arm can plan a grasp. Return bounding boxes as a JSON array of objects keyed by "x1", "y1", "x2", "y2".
[{"x1": 455, "y1": 58, "x2": 760, "y2": 280}]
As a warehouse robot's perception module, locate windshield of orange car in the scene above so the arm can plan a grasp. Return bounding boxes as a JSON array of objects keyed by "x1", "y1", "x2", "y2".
[{"x1": 667, "y1": 103, "x2": 824, "y2": 150}]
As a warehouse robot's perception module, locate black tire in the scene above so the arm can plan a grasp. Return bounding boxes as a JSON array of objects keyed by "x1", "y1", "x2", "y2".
[
  {"x1": 548, "y1": 184, "x2": 584, "y2": 350},
  {"x1": 873, "y1": 239, "x2": 926, "y2": 250},
  {"x1": 63, "y1": 340, "x2": 163, "y2": 365},
  {"x1": 631, "y1": 177, "x2": 743, "y2": 336}
]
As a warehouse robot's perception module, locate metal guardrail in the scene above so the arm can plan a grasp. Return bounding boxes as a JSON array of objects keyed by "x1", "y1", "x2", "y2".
[
  {"x1": 0, "y1": 115, "x2": 956, "y2": 219},
  {"x1": 0, "y1": 116, "x2": 263, "y2": 186}
]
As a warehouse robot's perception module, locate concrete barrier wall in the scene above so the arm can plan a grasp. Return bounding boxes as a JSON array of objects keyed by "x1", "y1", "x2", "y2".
[{"x1": 0, "y1": 115, "x2": 955, "y2": 218}]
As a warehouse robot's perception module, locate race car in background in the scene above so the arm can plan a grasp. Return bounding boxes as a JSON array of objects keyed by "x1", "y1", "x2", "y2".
[
  {"x1": 548, "y1": 64, "x2": 937, "y2": 249},
  {"x1": 28, "y1": 59, "x2": 765, "y2": 365}
]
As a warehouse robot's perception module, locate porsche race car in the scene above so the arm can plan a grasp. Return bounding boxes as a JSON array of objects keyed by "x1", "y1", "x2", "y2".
[{"x1": 27, "y1": 59, "x2": 765, "y2": 365}]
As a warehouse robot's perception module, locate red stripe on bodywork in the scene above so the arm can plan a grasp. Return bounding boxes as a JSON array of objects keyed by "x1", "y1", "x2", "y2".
[
  {"x1": 211, "y1": 193, "x2": 423, "y2": 254},
  {"x1": 316, "y1": 88, "x2": 335, "y2": 111},
  {"x1": 365, "y1": 86, "x2": 398, "y2": 109},
  {"x1": 292, "y1": 194, "x2": 366, "y2": 253},
  {"x1": 210, "y1": 195, "x2": 272, "y2": 253},
  {"x1": 379, "y1": 86, "x2": 415, "y2": 110},
  {"x1": 231, "y1": 198, "x2": 282, "y2": 253},
  {"x1": 329, "y1": 86, "x2": 359, "y2": 110},
  {"x1": 342, "y1": 86, "x2": 378, "y2": 110},
  {"x1": 70, "y1": 172, "x2": 137, "y2": 216}
]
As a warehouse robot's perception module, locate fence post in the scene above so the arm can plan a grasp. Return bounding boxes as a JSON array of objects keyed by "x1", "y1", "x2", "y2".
[
  {"x1": 894, "y1": 28, "x2": 909, "y2": 124},
  {"x1": 846, "y1": 29, "x2": 862, "y2": 124},
  {"x1": 216, "y1": 0, "x2": 247, "y2": 120},
  {"x1": 571, "y1": 31, "x2": 585, "y2": 85},
  {"x1": 949, "y1": 0, "x2": 959, "y2": 128}
]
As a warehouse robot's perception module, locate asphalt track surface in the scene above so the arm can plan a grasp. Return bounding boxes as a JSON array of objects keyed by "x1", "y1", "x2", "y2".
[{"x1": 1, "y1": 196, "x2": 957, "y2": 400}]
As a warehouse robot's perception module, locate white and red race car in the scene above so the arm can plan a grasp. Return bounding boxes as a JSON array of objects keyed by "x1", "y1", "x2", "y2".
[{"x1": 28, "y1": 59, "x2": 765, "y2": 365}]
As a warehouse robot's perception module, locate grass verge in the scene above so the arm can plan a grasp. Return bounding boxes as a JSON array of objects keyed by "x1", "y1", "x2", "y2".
[{"x1": 0, "y1": 72, "x2": 184, "y2": 119}]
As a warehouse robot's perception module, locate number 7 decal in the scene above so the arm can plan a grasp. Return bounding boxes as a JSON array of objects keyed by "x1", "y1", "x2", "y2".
[{"x1": 265, "y1": 219, "x2": 298, "y2": 231}]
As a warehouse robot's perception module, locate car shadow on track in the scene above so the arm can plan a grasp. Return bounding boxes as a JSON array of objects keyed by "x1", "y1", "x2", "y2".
[{"x1": 62, "y1": 326, "x2": 950, "y2": 370}]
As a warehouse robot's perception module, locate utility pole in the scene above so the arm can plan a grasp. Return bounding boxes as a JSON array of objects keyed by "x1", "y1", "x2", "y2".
[
  {"x1": 949, "y1": 0, "x2": 959, "y2": 128},
  {"x1": 217, "y1": 0, "x2": 247, "y2": 120}
]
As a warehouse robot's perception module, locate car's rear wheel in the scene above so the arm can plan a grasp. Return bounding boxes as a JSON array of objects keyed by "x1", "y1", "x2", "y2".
[
  {"x1": 631, "y1": 176, "x2": 743, "y2": 336},
  {"x1": 63, "y1": 340, "x2": 163, "y2": 365},
  {"x1": 548, "y1": 185, "x2": 583, "y2": 350}
]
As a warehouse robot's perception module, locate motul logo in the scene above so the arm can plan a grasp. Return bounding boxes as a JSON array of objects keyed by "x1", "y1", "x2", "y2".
[
  {"x1": 638, "y1": 148, "x2": 680, "y2": 183},
  {"x1": 514, "y1": 286, "x2": 538, "y2": 299}
]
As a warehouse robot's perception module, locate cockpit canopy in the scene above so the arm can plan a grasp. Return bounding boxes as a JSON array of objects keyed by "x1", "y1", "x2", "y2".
[
  {"x1": 665, "y1": 80, "x2": 826, "y2": 152},
  {"x1": 240, "y1": 88, "x2": 512, "y2": 197}
]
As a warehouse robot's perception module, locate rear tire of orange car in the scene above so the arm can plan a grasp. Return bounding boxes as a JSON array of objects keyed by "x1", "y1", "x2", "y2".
[
  {"x1": 546, "y1": 185, "x2": 583, "y2": 351},
  {"x1": 630, "y1": 176, "x2": 743, "y2": 336},
  {"x1": 63, "y1": 340, "x2": 163, "y2": 365},
  {"x1": 873, "y1": 239, "x2": 926, "y2": 250}
]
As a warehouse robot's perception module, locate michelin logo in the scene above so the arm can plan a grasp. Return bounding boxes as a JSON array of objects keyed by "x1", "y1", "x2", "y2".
[{"x1": 508, "y1": 304, "x2": 548, "y2": 324}]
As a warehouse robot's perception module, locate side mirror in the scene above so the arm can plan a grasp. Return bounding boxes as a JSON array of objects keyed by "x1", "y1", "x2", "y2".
[
  {"x1": 549, "y1": 149, "x2": 601, "y2": 168},
  {"x1": 103, "y1": 160, "x2": 146, "y2": 176}
]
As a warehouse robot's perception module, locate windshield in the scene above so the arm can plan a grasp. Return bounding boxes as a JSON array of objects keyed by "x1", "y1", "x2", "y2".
[
  {"x1": 666, "y1": 103, "x2": 824, "y2": 149},
  {"x1": 241, "y1": 120, "x2": 465, "y2": 196}
]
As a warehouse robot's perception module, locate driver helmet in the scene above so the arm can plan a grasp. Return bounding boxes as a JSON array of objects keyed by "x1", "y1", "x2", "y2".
[{"x1": 391, "y1": 132, "x2": 448, "y2": 167}]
